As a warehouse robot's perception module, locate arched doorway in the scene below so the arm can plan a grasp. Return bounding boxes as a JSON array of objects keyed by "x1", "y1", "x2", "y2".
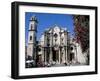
[
  {"x1": 52, "y1": 47, "x2": 59, "y2": 62},
  {"x1": 70, "y1": 53, "x2": 74, "y2": 61}
]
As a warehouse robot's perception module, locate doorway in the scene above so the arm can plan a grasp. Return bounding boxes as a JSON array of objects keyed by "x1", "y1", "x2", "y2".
[
  {"x1": 70, "y1": 53, "x2": 74, "y2": 61},
  {"x1": 52, "y1": 48, "x2": 59, "y2": 62}
]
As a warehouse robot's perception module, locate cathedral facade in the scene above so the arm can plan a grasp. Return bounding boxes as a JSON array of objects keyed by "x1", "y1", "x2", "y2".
[
  {"x1": 26, "y1": 16, "x2": 88, "y2": 67},
  {"x1": 38, "y1": 25, "x2": 70, "y2": 65}
]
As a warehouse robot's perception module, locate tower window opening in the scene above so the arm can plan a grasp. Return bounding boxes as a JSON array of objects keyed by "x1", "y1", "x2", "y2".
[
  {"x1": 31, "y1": 24, "x2": 33, "y2": 30},
  {"x1": 30, "y1": 36, "x2": 32, "y2": 40}
]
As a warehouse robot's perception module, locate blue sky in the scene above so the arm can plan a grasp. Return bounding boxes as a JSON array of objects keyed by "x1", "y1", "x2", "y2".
[{"x1": 25, "y1": 12, "x2": 74, "y2": 44}]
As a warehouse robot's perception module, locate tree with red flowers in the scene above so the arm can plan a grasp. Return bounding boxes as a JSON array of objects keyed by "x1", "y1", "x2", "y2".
[{"x1": 73, "y1": 15, "x2": 89, "y2": 52}]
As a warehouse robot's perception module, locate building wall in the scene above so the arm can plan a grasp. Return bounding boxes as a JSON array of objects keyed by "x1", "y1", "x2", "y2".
[{"x1": 27, "y1": 44, "x2": 33, "y2": 57}]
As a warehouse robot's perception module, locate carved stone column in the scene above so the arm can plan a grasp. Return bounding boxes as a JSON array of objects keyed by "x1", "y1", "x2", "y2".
[
  {"x1": 64, "y1": 31, "x2": 67, "y2": 63},
  {"x1": 42, "y1": 47, "x2": 44, "y2": 62},
  {"x1": 44, "y1": 32, "x2": 47, "y2": 65},
  {"x1": 49, "y1": 47, "x2": 52, "y2": 63},
  {"x1": 44, "y1": 48, "x2": 47, "y2": 65},
  {"x1": 59, "y1": 47, "x2": 62, "y2": 64}
]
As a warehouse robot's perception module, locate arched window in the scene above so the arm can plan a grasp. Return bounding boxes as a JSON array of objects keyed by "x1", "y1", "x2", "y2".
[
  {"x1": 54, "y1": 33, "x2": 58, "y2": 38},
  {"x1": 70, "y1": 47, "x2": 73, "y2": 50},
  {"x1": 38, "y1": 48, "x2": 41, "y2": 52},
  {"x1": 31, "y1": 24, "x2": 33, "y2": 30},
  {"x1": 55, "y1": 39, "x2": 57, "y2": 42},
  {"x1": 30, "y1": 36, "x2": 32, "y2": 40},
  {"x1": 61, "y1": 38, "x2": 63, "y2": 41}
]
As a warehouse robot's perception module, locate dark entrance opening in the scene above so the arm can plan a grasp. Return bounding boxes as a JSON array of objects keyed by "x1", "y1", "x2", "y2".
[
  {"x1": 53, "y1": 49, "x2": 56, "y2": 61},
  {"x1": 46, "y1": 48, "x2": 50, "y2": 62},
  {"x1": 70, "y1": 53, "x2": 74, "y2": 61}
]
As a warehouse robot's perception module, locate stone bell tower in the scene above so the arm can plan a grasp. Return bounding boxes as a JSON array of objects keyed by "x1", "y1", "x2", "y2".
[{"x1": 27, "y1": 16, "x2": 38, "y2": 62}]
